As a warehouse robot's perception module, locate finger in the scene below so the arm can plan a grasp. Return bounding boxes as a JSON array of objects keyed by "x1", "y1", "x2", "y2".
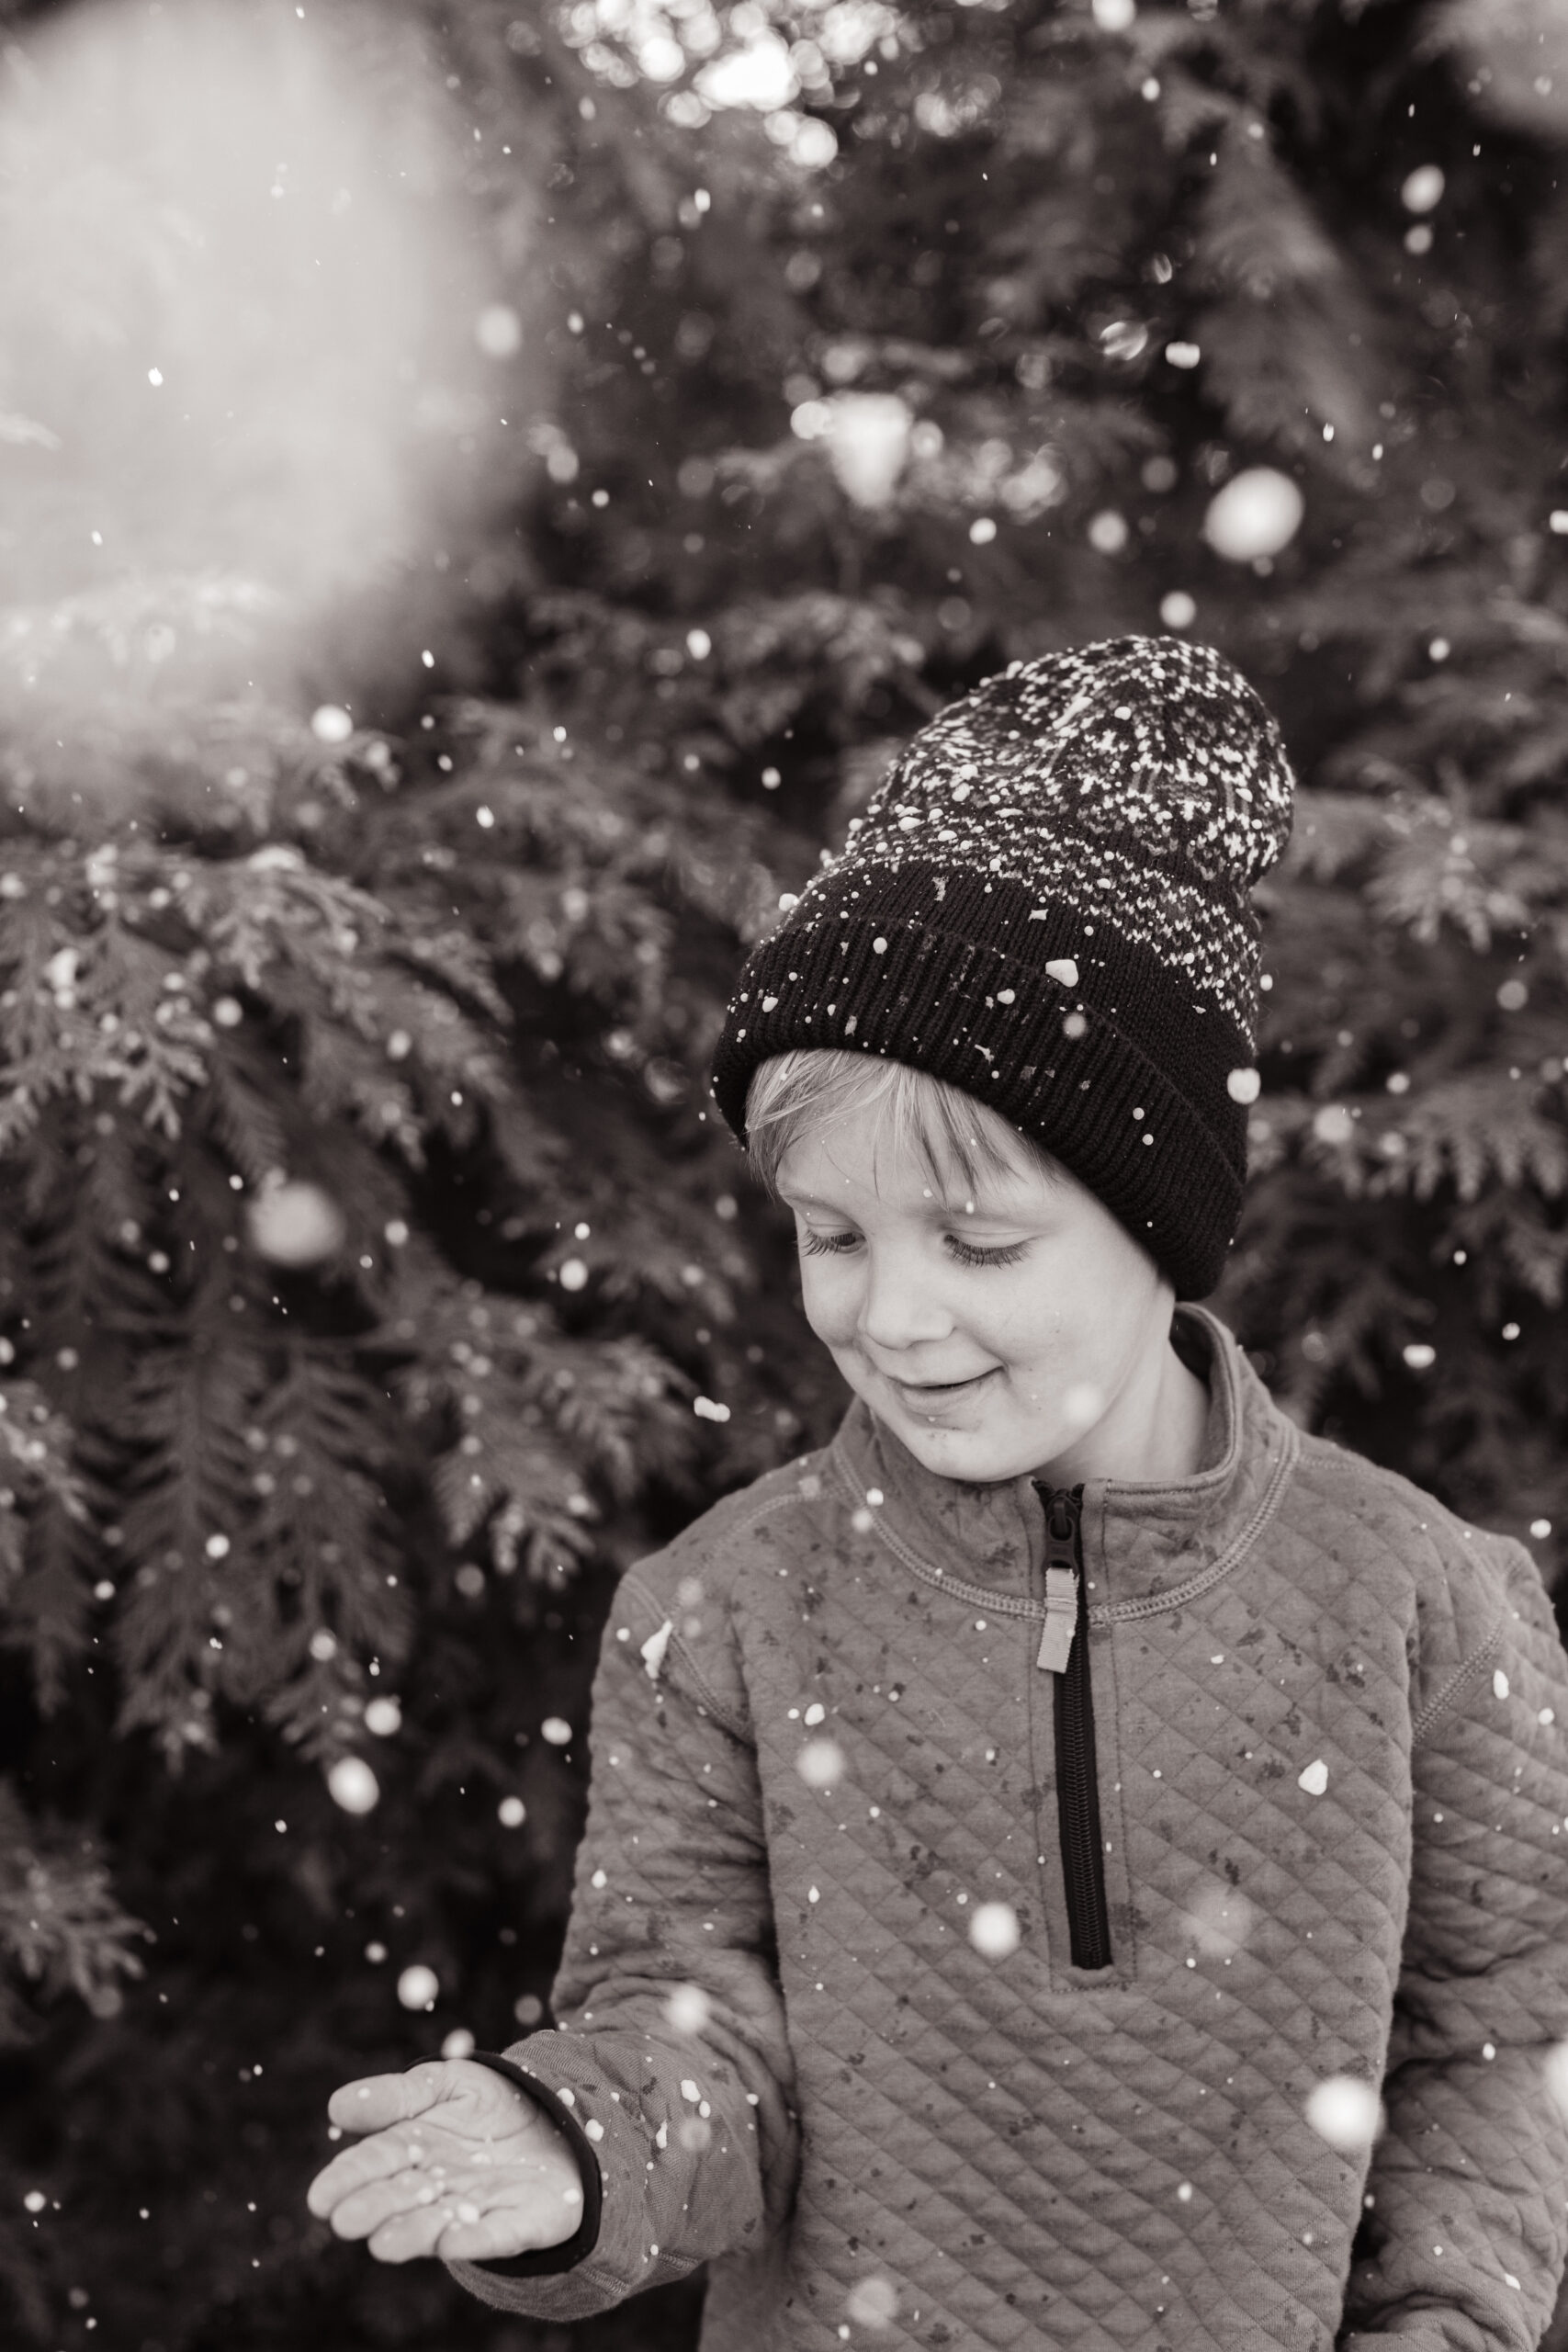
[
  {"x1": 435, "y1": 2169, "x2": 587, "y2": 2264},
  {"x1": 437, "y1": 2199, "x2": 579, "y2": 2263},
  {"x1": 367, "y1": 2195, "x2": 476, "y2": 2265},
  {"x1": 328, "y1": 2163, "x2": 460, "y2": 2243},
  {"x1": 307, "y1": 2158, "x2": 351, "y2": 2223},
  {"x1": 307, "y1": 2129, "x2": 433, "y2": 2221},
  {"x1": 327, "y1": 2061, "x2": 451, "y2": 2136}
]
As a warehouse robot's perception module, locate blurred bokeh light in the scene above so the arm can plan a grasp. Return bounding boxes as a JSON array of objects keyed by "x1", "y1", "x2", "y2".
[{"x1": 0, "y1": 0, "x2": 528, "y2": 731}]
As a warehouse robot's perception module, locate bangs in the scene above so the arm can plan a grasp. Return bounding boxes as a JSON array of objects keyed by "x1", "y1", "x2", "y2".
[{"x1": 741, "y1": 1048, "x2": 1063, "y2": 1205}]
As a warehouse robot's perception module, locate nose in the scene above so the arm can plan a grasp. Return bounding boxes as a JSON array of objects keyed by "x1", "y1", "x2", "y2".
[{"x1": 854, "y1": 1241, "x2": 953, "y2": 1356}]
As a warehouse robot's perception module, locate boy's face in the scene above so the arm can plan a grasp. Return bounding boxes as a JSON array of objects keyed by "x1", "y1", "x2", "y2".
[{"x1": 776, "y1": 1097, "x2": 1189, "y2": 1488}]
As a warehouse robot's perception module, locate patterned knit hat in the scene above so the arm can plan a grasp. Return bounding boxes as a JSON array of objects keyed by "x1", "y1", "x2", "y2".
[{"x1": 709, "y1": 635, "x2": 1295, "y2": 1298}]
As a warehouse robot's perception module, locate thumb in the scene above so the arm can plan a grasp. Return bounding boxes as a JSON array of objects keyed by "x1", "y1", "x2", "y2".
[{"x1": 327, "y1": 2059, "x2": 455, "y2": 2134}]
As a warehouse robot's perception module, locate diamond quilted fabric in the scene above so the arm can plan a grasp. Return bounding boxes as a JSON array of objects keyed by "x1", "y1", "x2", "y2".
[{"x1": 449, "y1": 1308, "x2": 1568, "y2": 2349}]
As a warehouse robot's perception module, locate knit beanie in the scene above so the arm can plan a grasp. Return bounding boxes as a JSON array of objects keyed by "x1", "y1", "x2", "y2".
[{"x1": 708, "y1": 636, "x2": 1296, "y2": 1299}]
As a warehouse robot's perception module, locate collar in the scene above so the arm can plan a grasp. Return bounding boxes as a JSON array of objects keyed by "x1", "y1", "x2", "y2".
[{"x1": 826, "y1": 1306, "x2": 1300, "y2": 1617}]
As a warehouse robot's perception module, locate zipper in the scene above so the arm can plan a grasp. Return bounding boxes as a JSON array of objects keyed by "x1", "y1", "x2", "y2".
[{"x1": 1032, "y1": 1484, "x2": 1113, "y2": 1973}]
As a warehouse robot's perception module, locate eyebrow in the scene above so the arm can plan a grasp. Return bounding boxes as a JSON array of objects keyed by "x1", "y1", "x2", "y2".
[{"x1": 780, "y1": 1188, "x2": 1032, "y2": 1220}]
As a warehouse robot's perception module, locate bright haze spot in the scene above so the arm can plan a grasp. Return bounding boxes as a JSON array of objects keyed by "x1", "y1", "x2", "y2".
[{"x1": 0, "y1": 0, "x2": 532, "y2": 763}]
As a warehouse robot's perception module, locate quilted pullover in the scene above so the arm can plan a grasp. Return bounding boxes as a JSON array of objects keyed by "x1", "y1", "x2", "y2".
[{"x1": 450, "y1": 1308, "x2": 1568, "y2": 2350}]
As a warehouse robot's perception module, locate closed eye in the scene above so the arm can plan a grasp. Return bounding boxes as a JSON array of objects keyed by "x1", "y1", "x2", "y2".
[{"x1": 797, "y1": 1229, "x2": 1028, "y2": 1269}]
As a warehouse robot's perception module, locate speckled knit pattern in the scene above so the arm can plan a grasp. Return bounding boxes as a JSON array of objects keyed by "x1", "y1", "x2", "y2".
[
  {"x1": 829, "y1": 639, "x2": 1293, "y2": 1039},
  {"x1": 450, "y1": 1310, "x2": 1568, "y2": 2351},
  {"x1": 709, "y1": 639, "x2": 1298, "y2": 1300}
]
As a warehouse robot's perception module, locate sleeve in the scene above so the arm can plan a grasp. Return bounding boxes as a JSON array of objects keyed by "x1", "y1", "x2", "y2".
[
  {"x1": 1338, "y1": 1544, "x2": 1568, "y2": 2350},
  {"x1": 445, "y1": 1568, "x2": 801, "y2": 2321}
]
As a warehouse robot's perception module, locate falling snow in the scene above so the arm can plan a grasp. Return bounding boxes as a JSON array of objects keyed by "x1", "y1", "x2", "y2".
[
  {"x1": 397, "y1": 1964, "x2": 439, "y2": 2009},
  {"x1": 796, "y1": 1737, "x2": 845, "y2": 1789},
  {"x1": 968, "y1": 1901, "x2": 1021, "y2": 1959},
  {"x1": 1305, "y1": 2075, "x2": 1383, "y2": 2153},
  {"x1": 665, "y1": 1984, "x2": 711, "y2": 2035},
  {"x1": 640, "y1": 1621, "x2": 674, "y2": 1681},
  {"x1": 326, "y1": 1757, "x2": 379, "y2": 1815}
]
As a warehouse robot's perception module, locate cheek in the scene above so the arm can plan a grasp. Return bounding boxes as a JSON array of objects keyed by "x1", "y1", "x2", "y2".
[
  {"x1": 798, "y1": 1259, "x2": 852, "y2": 1340},
  {"x1": 1017, "y1": 1250, "x2": 1157, "y2": 1384},
  {"x1": 987, "y1": 1267, "x2": 1102, "y2": 1371},
  {"x1": 992, "y1": 1259, "x2": 1066, "y2": 1331}
]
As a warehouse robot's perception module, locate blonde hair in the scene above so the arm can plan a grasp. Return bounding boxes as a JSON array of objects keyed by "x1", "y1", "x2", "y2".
[{"x1": 742, "y1": 1048, "x2": 1064, "y2": 1205}]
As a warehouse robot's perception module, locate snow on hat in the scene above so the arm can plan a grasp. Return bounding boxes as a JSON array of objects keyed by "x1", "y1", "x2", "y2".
[{"x1": 709, "y1": 635, "x2": 1295, "y2": 1299}]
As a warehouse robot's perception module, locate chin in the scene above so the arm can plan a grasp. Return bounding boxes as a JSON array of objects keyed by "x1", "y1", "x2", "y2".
[{"x1": 900, "y1": 1424, "x2": 1018, "y2": 1478}]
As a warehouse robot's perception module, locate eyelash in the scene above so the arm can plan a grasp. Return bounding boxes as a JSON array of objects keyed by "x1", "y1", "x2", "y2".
[{"x1": 797, "y1": 1229, "x2": 1028, "y2": 1269}]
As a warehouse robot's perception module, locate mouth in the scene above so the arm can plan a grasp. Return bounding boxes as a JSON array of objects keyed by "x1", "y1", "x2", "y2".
[{"x1": 889, "y1": 1367, "x2": 998, "y2": 1401}]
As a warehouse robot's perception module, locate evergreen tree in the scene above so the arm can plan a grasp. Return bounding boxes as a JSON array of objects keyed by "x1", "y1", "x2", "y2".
[{"x1": 0, "y1": 0, "x2": 1565, "y2": 2345}]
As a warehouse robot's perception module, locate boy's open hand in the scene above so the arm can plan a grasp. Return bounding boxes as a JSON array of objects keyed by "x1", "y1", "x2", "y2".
[{"x1": 306, "y1": 2058, "x2": 584, "y2": 2265}]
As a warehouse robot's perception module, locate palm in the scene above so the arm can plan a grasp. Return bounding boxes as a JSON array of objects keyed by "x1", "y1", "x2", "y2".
[{"x1": 306, "y1": 2058, "x2": 584, "y2": 2265}]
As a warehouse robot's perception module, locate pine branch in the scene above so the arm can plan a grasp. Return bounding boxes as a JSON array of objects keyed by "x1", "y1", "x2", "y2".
[
  {"x1": 199, "y1": 1046, "x2": 292, "y2": 1190},
  {"x1": 381, "y1": 1261, "x2": 700, "y2": 1561},
  {"x1": 111, "y1": 1335, "x2": 268, "y2": 1763},
  {"x1": 0, "y1": 1362, "x2": 91, "y2": 1716},
  {"x1": 175, "y1": 846, "x2": 386, "y2": 1001},
  {"x1": 1399, "y1": 1072, "x2": 1568, "y2": 1203},
  {"x1": 0, "y1": 1781, "x2": 146, "y2": 2041},
  {"x1": 247, "y1": 1348, "x2": 411, "y2": 1758}
]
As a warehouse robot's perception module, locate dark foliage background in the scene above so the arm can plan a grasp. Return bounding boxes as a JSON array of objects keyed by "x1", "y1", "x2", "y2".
[{"x1": 1, "y1": 0, "x2": 1567, "y2": 2345}]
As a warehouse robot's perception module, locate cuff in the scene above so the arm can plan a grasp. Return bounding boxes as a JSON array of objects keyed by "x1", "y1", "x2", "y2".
[{"x1": 459, "y1": 2049, "x2": 604, "y2": 2278}]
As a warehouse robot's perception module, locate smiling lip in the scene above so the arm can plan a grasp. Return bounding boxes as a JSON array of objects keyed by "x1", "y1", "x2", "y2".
[{"x1": 890, "y1": 1367, "x2": 998, "y2": 1398}]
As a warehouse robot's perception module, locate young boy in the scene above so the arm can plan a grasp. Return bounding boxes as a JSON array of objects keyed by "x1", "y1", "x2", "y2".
[{"x1": 309, "y1": 638, "x2": 1568, "y2": 2349}]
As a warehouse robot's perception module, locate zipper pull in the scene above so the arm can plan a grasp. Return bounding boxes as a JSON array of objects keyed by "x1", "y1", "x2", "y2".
[{"x1": 1034, "y1": 1488, "x2": 1079, "y2": 1675}]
